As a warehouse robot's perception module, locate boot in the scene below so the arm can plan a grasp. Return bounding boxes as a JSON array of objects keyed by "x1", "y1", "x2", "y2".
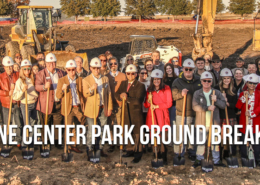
[{"x1": 162, "y1": 152, "x2": 167, "y2": 165}]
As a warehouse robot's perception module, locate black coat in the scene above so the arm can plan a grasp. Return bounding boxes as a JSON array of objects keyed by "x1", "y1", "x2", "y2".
[
  {"x1": 115, "y1": 80, "x2": 146, "y2": 134},
  {"x1": 77, "y1": 68, "x2": 89, "y2": 78}
]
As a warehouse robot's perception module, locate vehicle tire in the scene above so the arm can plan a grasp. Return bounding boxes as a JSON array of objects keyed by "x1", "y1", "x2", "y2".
[
  {"x1": 21, "y1": 45, "x2": 35, "y2": 60},
  {"x1": 5, "y1": 41, "x2": 20, "y2": 60},
  {"x1": 65, "y1": 44, "x2": 76, "y2": 52}
]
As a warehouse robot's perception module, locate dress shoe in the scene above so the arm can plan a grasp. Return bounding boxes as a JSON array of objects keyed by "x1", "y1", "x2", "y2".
[
  {"x1": 131, "y1": 158, "x2": 141, "y2": 163},
  {"x1": 107, "y1": 146, "x2": 115, "y2": 153},
  {"x1": 70, "y1": 147, "x2": 83, "y2": 153},
  {"x1": 122, "y1": 151, "x2": 134, "y2": 157},
  {"x1": 101, "y1": 150, "x2": 108, "y2": 157}
]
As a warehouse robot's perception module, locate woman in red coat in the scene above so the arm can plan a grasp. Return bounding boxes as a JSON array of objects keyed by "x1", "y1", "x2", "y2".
[
  {"x1": 236, "y1": 73, "x2": 260, "y2": 166},
  {"x1": 144, "y1": 69, "x2": 173, "y2": 165}
]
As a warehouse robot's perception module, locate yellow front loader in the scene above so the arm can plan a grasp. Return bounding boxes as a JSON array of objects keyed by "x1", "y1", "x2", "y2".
[{"x1": 5, "y1": 6, "x2": 88, "y2": 70}]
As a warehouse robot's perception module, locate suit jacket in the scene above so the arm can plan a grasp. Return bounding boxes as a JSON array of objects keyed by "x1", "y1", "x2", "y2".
[
  {"x1": 115, "y1": 80, "x2": 146, "y2": 134},
  {"x1": 56, "y1": 75, "x2": 85, "y2": 116},
  {"x1": 35, "y1": 68, "x2": 66, "y2": 114},
  {"x1": 82, "y1": 74, "x2": 113, "y2": 118}
]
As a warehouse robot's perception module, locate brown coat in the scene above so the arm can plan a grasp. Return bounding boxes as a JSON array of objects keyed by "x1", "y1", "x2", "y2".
[
  {"x1": 82, "y1": 74, "x2": 113, "y2": 118},
  {"x1": 56, "y1": 75, "x2": 85, "y2": 116},
  {"x1": 35, "y1": 68, "x2": 66, "y2": 114}
]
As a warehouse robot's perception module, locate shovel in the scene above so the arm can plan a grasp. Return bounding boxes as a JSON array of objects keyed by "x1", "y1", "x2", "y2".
[
  {"x1": 149, "y1": 92, "x2": 164, "y2": 168},
  {"x1": 115, "y1": 98, "x2": 127, "y2": 167},
  {"x1": 22, "y1": 90, "x2": 34, "y2": 160},
  {"x1": 88, "y1": 89, "x2": 101, "y2": 163},
  {"x1": 40, "y1": 86, "x2": 50, "y2": 158},
  {"x1": 224, "y1": 101, "x2": 239, "y2": 168},
  {"x1": 241, "y1": 92, "x2": 255, "y2": 168},
  {"x1": 173, "y1": 94, "x2": 186, "y2": 166},
  {"x1": 201, "y1": 90, "x2": 215, "y2": 173},
  {"x1": 61, "y1": 89, "x2": 73, "y2": 162},
  {"x1": 0, "y1": 95, "x2": 13, "y2": 158}
]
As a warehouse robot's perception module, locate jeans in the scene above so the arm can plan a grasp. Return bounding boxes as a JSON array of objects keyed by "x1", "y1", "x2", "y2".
[
  {"x1": 86, "y1": 108, "x2": 107, "y2": 150},
  {"x1": 20, "y1": 103, "x2": 37, "y2": 147},
  {"x1": 2, "y1": 103, "x2": 23, "y2": 143},
  {"x1": 168, "y1": 106, "x2": 176, "y2": 128}
]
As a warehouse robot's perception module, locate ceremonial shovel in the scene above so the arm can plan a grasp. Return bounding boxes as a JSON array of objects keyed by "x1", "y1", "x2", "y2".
[
  {"x1": 201, "y1": 90, "x2": 215, "y2": 173},
  {"x1": 173, "y1": 94, "x2": 186, "y2": 166},
  {"x1": 88, "y1": 89, "x2": 101, "y2": 163},
  {"x1": 40, "y1": 86, "x2": 50, "y2": 158},
  {"x1": 241, "y1": 92, "x2": 255, "y2": 168},
  {"x1": 61, "y1": 90, "x2": 73, "y2": 162},
  {"x1": 22, "y1": 90, "x2": 34, "y2": 160},
  {"x1": 0, "y1": 95, "x2": 13, "y2": 158}
]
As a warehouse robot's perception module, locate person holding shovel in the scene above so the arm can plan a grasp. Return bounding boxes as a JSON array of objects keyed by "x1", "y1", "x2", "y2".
[
  {"x1": 56, "y1": 60, "x2": 85, "y2": 153},
  {"x1": 13, "y1": 59, "x2": 38, "y2": 148},
  {"x1": 0, "y1": 56, "x2": 22, "y2": 147},
  {"x1": 83, "y1": 57, "x2": 113, "y2": 158},
  {"x1": 144, "y1": 69, "x2": 173, "y2": 165},
  {"x1": 115, "y1": 64, "x2": 146, "y2": 163},
  {"x1": 192, "y1": 71, "x2": 226, "y2": 168},
  {"x1": 236, "y1": 73, "x2": 260, "y2": 166}
]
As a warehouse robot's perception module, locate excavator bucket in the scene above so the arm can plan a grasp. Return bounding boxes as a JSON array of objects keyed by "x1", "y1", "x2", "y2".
[{"x1": 30, "y1": 51, "x2": 89, "y2": 71}]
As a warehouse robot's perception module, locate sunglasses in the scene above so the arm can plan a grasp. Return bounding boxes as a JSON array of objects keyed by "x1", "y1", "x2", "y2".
[
  {"x1": 203, "y1": 80, "x2": 212, "y2": 83},
  {"x1": 23, "y1": 68, "x2": 31, "y2": 71},
  {"x1": 109, "y1": 62, "x2": 118, "y2": 66},
  {"x1": 184, "y1": 68, "x2": 193, "y2": 72},
  {"x1": 101, "y1": 59, "x2": 107, "y2": 62},
  {"x1": 140, "y1": 72, "x2": 147, "y2": 75},
  {"x1": 172, "y1": 60, "x2": 178, "y2": 62},
  {"x1": 258, "y1": 63, "x2": 260, "y2": 65},
  {"x1": 212, "y1": 61, "x2": 220, "y2": 63},
  {"x1": 126, "y1": 72, "x2": 135, "y2": 76},
  {"x1": 248, "y1": 82, "x2": 258, "y2": 85},
  {"x1": 67, "y1": 69, "x2": 75, "y2": 72},
  {"x1": 92, "y1": 67, "x2": 100, "y2": 70},
  {"x1": 16, "y1": 57, "x2": 22, "y2": 59}
]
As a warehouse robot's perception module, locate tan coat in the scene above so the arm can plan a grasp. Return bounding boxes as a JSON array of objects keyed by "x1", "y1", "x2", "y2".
[
  {"x1": 83, "y1": 74, "x2": 113, "y2": 118},
  {"x1": 56, "y1": 75, "x2": 85, "y2": 116}
]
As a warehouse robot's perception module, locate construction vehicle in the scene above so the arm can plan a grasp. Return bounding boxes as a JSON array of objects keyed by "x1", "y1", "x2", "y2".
[
  {"x1": 253, "y1": 10, "x2": 260, "y2": 51},
  {"x1": 192, "y1": 0, "x2": 217, "y2": 60},
  {"x1": 5, "y1": 6, "x2": 88, "y2": 69},
  {"x1": 120, "y1": 35, "x2": 182, "y2": 70}
]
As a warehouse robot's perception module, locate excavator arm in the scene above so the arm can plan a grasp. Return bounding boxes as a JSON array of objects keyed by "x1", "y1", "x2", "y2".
[{"x1": 192, "y1": 0, "x2": 217, "y2": 60}]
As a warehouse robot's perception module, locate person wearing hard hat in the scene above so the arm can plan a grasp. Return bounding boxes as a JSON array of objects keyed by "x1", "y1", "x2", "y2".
[
  {"x1": 83, "y1": 57, "x2": 113, "y2": 158},
  {"x1": 0, "y1": 56, "x2": 22, "y2": 146},
  {"x1": 35, "y1": 53, "x2": 66, "y2": 149},
  {"x1": 144, "y1": 69, "x2": 173, "y2": 165},
  {"x1": 13, "y1": 60, "x2": 38, "y2": 148},
  {"x1": 236, "y1": 73, "x2": 260, "y2": 166},
  {"x1": 172, "y1": 58, "x2": 201, "y2": 162},
  {"x1": 56, "y1": 60, "x2": 85, "y2": 153},
  {"x1": 192, "y1": 71, "x2": 226, "y2": 168},
  {"x1": 115, "y1": 64, "x2": 146, "y2": 163},
  {"x1": 215, "y1": 68, "x2": 238, "y2": 161}
]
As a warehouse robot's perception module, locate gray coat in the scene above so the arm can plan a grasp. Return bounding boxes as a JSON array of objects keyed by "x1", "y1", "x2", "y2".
[{"x1": 192, "y1": 88, "x2": 226, "y2": 126}]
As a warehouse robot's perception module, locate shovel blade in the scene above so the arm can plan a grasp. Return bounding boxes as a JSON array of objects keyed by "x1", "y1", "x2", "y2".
[
  {"x1": 201, "y1": 159, "x2": 214, "y2": 173},
  {"x1": 22, "y1": 148, "x2": 34, "y2": 160},
  {"x1": 88, "y1": 150, "x2": 101, "y2": 163},
  {"x1": 151, "y1": 158, "x2": 164, "y2": 169},
  {"x1": 241, "y1": 158, "x2": 255, "y2": 169},
  {"x1": 0, "y1": 146, "x2": 12, "y2": 158},
  {"x1": 173, "y1": 155, "x2": 185, "y2": 166},
  {"x1": 115, "y1": 162, "x2": 127, "y2": 167},
  {"x1": 226, "y1": 156, "x2": 239, "y2": 168},
  {"x1": 61, "y1": 153, "x2": 73, "y2": 162},
  {"x1": 40, "y1": 145, "x2": 50, "y2": 158}
]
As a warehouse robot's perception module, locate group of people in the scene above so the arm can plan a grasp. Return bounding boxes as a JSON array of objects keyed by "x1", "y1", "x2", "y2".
[{"x1": 1, "y1": 49, "x2": 260, "y2": 168}]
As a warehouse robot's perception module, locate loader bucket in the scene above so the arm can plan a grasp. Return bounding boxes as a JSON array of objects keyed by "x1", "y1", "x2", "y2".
[{"x1": 30, "y1": 51, "x2": 89, "y2": 71}]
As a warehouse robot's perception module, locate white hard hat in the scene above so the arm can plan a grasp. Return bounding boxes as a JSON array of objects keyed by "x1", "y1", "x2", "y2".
[
  {"x1": 21, "y1": 59, "x2": 32, "y2": 67},
  {"x1": 246, "y1": 74, "x2": 259, "y2": 83},
  {"x1": 183, "y1": 59, "x2": 195, "y2": 68},
  {"x1": 125, "y1": 64, "x2": 137, "y2": 73},
  {"x1": 45, "y1": 53, "x2": 57, "y2": 62},
  {"x1": 151, "y1": 69, "x2": 163, "y2": 78},
  {"x1": 201, "y1": 71, "x2": 213, "y2": 80},
  {"x1": 66, "y1": 60, "x2": 77, "y2": 68},
  {"x1": 220, "y1": 68, "x2": 232, "y2": 77},
  {"x1": 90, "y1": 57, "x2": 101, "y2": 67},
  {"x1": 2, "y1": 56, "x2": 14, "y2": 66}
]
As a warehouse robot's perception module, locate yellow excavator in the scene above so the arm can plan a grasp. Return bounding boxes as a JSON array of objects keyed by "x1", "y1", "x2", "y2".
[
  {"x1": 5, "y1": 6, "x2": 88, "y2": 70},
  {"x1": 192, "y1": 0, "x2": 217, "y2": 60}
]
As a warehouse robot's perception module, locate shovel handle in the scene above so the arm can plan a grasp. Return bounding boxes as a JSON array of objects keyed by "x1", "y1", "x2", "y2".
[
  {"x1": 223, "y1": 91, "x2": 230, "y2": 126},
  {"x1": 7, "y1": 95, "x2": 13, "y2": 136},
  {"x1": 44, "y1": 88, "x2": 50, "y2": 126},
  {"x1": 120, "y1": 98, "x2": 125, "y2": 149},
  {"x1": 207, "y1": 90, "x2": 215, "y2": 148},
  {"x1": 25, "y1": 90, "x2": 29, "y2": 137},
  {"x1": 178, "y1": 94, "x2": 187, "y2": 153},
  {"x1": 149, "y1": 92, "x2": 157, "y2": 147},
  {"x1": 245, "y1": 92, "x2": 249, "y2": 147},
  {"x1": 94, "y1": 89, "x2": 97, "y2": 126},
  {"x1": 64, "y1": 90, "x2": 67, "y2": 154}
]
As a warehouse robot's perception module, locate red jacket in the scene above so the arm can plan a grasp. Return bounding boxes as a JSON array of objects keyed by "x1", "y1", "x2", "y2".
[
  {"x1": 236, "y1": 89, "x2": 260, "y2": 134},
  {"x1": 144, "y1": 85, "x2": 173, "y2": 131},
  {"x1": 0, "y1": 71, "x2": 19, "y2": 108}
]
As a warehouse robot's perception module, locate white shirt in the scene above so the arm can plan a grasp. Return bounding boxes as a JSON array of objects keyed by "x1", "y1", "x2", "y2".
[
  {"x1": 92, "y1": 74, "x2": 103, "y2": 106},
  {"x1": 174, "y1": 68, "x2": 179, "y2": 76},
  {"x1": 68, "y1": 75, "x2": 80, "y2": 106},
  {"x1": 110, "y1": 71, "x2": 119, "y2": 77},
  {"x1": 47, "y1": 69, "x2": 59, "y2": 102}
]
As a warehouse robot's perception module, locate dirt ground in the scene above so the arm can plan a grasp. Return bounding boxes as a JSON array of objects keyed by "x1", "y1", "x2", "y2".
[{"x1": 0, "y1": 23, "x2": 260, "y2": 184}]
